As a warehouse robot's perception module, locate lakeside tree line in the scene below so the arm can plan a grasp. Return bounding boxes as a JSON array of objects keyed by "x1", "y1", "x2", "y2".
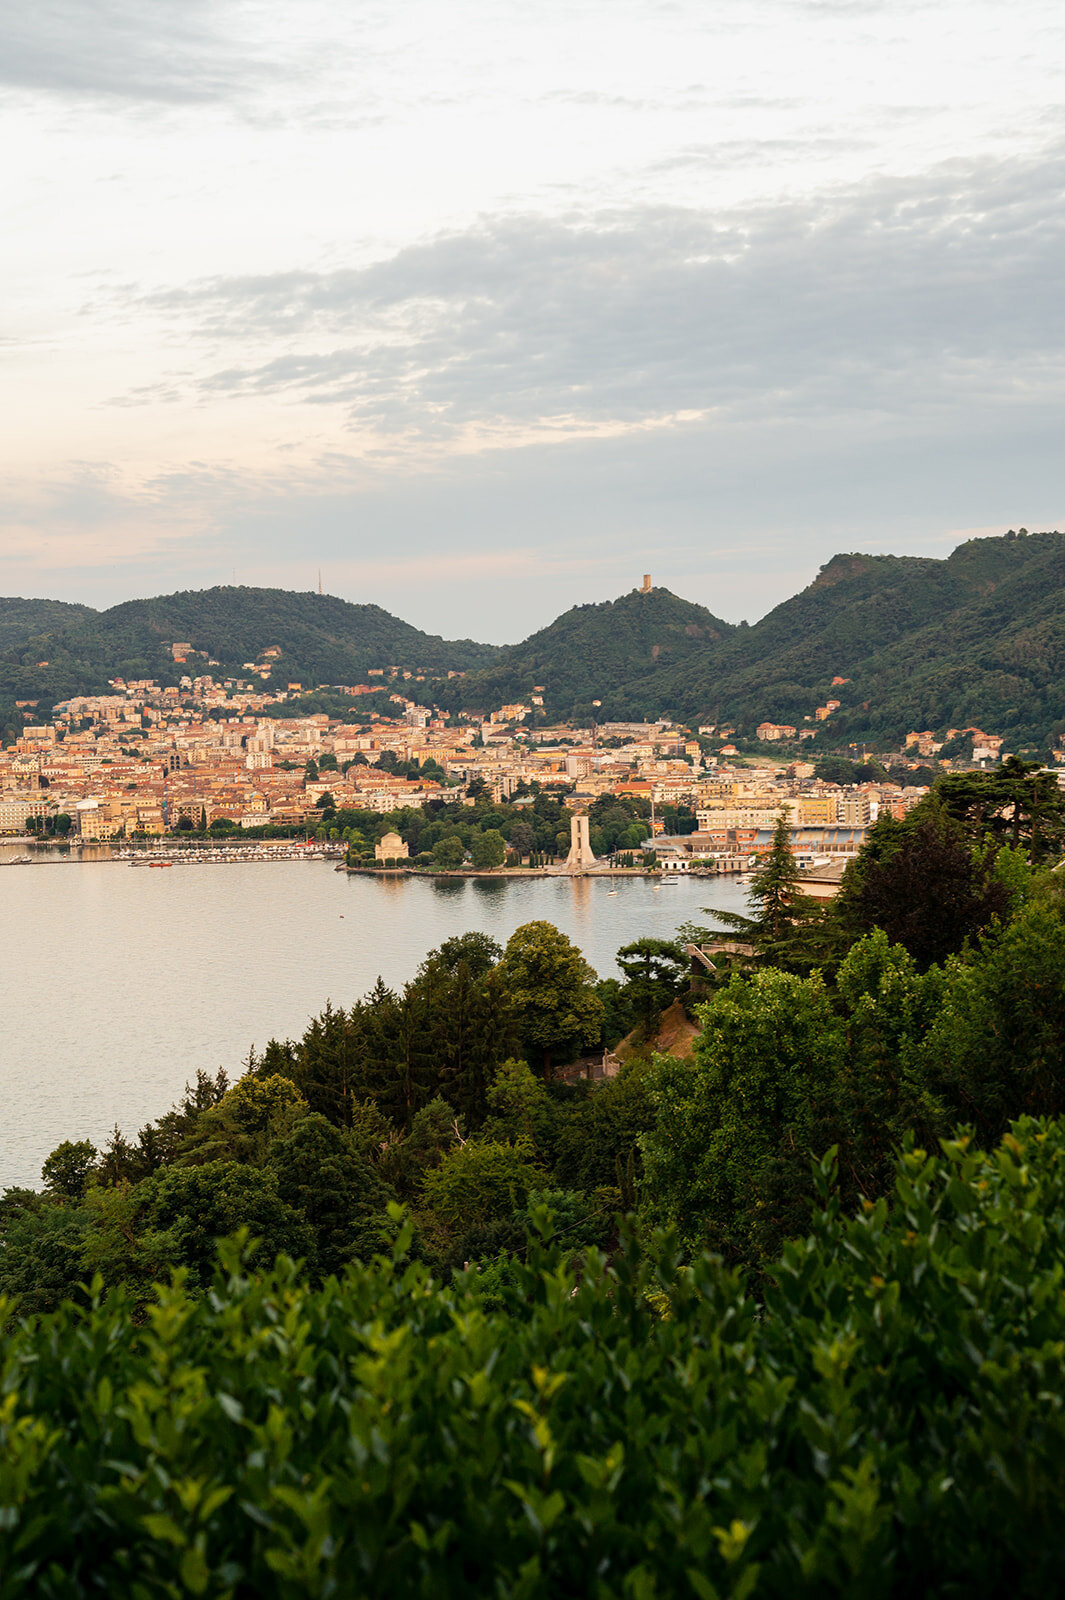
[
  {"x1": 332, "y1": 787, "x2": 670, "y2": 866},
  {"x1": 3, "y1": 760, "x2": 1065, "y2": 1593},
  {"x1": 176, "y1": 784, "x2": 674, "y2": 865},
  {"x1": 2, "y1": 916, "x2": 692, "y2": 1314}
]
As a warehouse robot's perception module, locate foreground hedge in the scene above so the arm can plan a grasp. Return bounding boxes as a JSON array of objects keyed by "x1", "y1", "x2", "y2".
[{"x1": 3, "y1": 1121, "x2": 1065, "y2": 1598}]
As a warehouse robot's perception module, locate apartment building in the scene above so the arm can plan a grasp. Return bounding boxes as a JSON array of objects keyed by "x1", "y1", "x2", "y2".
[
  {"x1": 0, "y1": 795, "x2": 48, "y2": 833},
  {"x1": 696, "y1": 802, "x2": 796, "y2": 831},
  {"x1": 838, "y1": 794, "x2": 872, "y2": 826}
]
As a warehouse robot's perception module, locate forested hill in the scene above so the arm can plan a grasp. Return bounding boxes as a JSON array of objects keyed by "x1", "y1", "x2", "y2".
[
  {"x1": 6, "y1": 532, "x2": 1065, "y2": 746},
  {"x1": 0, "y1": 586, "x2": 502, "y2": 707},
  {"x1": 444, "y1": 586, "x2": 735, "y2": 718},
  {"x1": 442, "y1": 533, "x2": 1065, "y2": 743},
  {"x1": 632, "y1": 530, "x2": 1065, "y2": 748},
  {"x1": 0, "y1": 597, "x2": 97, "y2": 653}
]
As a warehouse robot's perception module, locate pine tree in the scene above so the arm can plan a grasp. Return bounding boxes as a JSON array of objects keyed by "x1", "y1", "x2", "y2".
[
  {"x1": 935, "y1": 756, "x2": 1065, "y2": 862},
  {"x1": 704, "y1": 815, "x2": 822, "y2": 966}
]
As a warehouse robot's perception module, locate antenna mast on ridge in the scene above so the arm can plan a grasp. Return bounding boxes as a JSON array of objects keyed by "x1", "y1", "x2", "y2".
[{"x1": 318, "y1": 569, "x2": 323, "y2": 595}]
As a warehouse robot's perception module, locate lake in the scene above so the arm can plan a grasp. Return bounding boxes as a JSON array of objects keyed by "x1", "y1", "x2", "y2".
[{"x1": 0, "y1": 846, "x2": 749, "y2": 1189}]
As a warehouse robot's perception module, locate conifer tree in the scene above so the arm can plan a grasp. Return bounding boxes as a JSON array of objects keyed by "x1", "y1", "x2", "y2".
[
  {"x1": 703, "y1": 815, "x2": 822, "y2": 966},
  {"x1": 835, "y1": 801, "x2": 1011, "y2": 969},
  {"x1": 935, "y1": 755, "x2": 1065, "y2": 861}
]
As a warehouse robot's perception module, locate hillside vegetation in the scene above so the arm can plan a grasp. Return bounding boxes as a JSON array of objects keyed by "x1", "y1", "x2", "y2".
[
  {"x1": 429, "y1": 531, "x2": 1065, "y2": 744},
  {"x1": 445, "y1": 586, "x2": 733, "y2": 719},
  {"x1": 0, "y1": 597, "x2": 96, "y2": 653},
  {"x1": 4, "y1": 1121, "x2": 1065, "y2": 1598},
  {"x1": 647, "y1": 530, "x2": 1065, "y2": 747},
  {"x1": 0, "y1": 587, "x2": 501, "y2": 712},
  {"x1": 5, "y1": 532, "x2": 1065, "y2": 747}
]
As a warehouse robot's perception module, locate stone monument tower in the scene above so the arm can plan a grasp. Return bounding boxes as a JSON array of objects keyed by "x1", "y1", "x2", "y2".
[{"x1": 565, "y1": 813, "x2": 598, "y2": 872}]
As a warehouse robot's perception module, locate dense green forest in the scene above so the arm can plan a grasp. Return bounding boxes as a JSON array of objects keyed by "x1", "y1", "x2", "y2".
[
  {"x1": 640, "y1": 530, "x2": 1065, "y2": 748},
  {"x1": 0, "y1": 598, "x2": 100, "y2": 741},
  {"x1": 3, "y1": 766, "x2": 1065, "y2": 1591},
  {"x1": 6, "y1": 533, "x2": 1065, "y2": 748},
  {"x1": 438, "y1": 585, "x2": 734, "y2": 719},
  {"x1": 0, "y1": 597, "x2": 96, "y2": 653},
  {"x1": 0, "y1": 587, "x2": 501, "y2": 721},
  {"x1": 443, "y1": 530, "x2": 1065, "y2": 743}
]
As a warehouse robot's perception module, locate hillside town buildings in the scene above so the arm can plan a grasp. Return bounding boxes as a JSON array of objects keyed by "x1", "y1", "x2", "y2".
[{"x1": 1, "y1": 667, "x2": 1023, "y2": 870}]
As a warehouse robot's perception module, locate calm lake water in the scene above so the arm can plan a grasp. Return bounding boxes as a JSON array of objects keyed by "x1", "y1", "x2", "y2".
[{"x1": 0, "y1": 845, "x2": 749, "y2": 1189}]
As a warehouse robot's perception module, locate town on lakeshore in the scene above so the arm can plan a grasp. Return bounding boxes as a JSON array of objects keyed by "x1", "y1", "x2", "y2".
[{"x1": 5, "y1": 582, "x2": 1058, "y2": 892}]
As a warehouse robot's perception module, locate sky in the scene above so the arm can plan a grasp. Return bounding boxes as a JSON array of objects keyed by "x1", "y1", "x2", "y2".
[{"x1": 2, "y1": 0, "x2": 1063, "y2": 641}]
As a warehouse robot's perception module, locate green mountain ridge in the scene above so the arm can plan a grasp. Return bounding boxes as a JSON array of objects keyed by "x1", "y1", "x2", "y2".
[
  {"x1": 645, "y1": 531, "x2": 1065, "y2": 747},
  {"x1": 444, "y1": 586, "x2": 734, "y2": 717},
  {"x1": 0, "y1": 597, "x2": 98, "y2": 654},
  {"x1": 4, "y1": 532, "x2": 1065, "y2": 749},
  {"x1": 0, "y1": 587, "x2": 502, "y2": 717},
  {"x1": 445, "y1": 533, "x2": 1065, "y2": 746}
]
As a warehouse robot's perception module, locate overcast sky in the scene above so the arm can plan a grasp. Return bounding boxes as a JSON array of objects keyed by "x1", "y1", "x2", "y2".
[{"x1": 2, "y1": 0, "x2": 1063, "y2": 639}]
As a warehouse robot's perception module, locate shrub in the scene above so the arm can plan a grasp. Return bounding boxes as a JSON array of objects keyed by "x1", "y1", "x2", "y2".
[{"x1": 3, "y1": 1124, "x2": 1065, "y2": 1595}]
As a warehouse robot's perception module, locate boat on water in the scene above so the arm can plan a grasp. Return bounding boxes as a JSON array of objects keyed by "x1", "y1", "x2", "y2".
[
  {"x1": 121, "y1": 843, "x2": 343, "y2": 866},
  {"x1": 659, "y1": 874, "x2": 682, "y2": 884}
]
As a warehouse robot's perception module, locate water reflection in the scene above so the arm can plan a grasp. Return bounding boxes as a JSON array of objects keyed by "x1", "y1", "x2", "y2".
[
  {"x1": 430, "y1": 877, "x2": 468, "y2": 897},
  {"x1": 0, "y1": 861, "x2": 749, "y2": 1189},
  {"x1": 566, "y1": 876, "x2": 594, "y2": 924},
  {"x1": 471, "y1": 877, "x2": 509, "y2": 899},
  {"x1": 374, "y1": 874, "x2": 411, "y2": 902}
]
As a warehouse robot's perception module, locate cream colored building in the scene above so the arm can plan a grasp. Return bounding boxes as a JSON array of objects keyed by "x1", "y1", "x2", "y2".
[
  {"x1": 76, "y1": 800, "x2": 121, "y2": 840},
  {"x1": 0, "y1": 795, "x2": 47, "y2": 833},
  {"x1": 374, "y1": 830, "x2": 409, "y2": 862},
  {"x1": 838, "y1": 795, "x2": 872, "y2": 826},
  {"x1": 697, "y1": 802, "x2": 796, "y2": 831}
]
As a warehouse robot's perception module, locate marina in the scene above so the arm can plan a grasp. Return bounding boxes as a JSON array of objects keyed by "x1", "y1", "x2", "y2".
[
  {"x1": 11, "y1": 835, "x2": 763, "y2": 876},
  {"x1": 119, "y1": 844, "x2": 345, "y2": 865}
]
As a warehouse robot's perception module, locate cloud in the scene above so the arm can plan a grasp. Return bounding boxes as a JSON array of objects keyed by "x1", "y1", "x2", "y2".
[
  {"x1": 130, "y1": 143, "x2": 1065, "y2": 451},
  {"x1": 0, "y1": 0, "x2": 269, "y2": 103}
]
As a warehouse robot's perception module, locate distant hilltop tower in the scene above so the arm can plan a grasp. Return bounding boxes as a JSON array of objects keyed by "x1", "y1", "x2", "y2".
[{"x1": 641, "y1": 573, "x2": 652, "y2": 593}]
